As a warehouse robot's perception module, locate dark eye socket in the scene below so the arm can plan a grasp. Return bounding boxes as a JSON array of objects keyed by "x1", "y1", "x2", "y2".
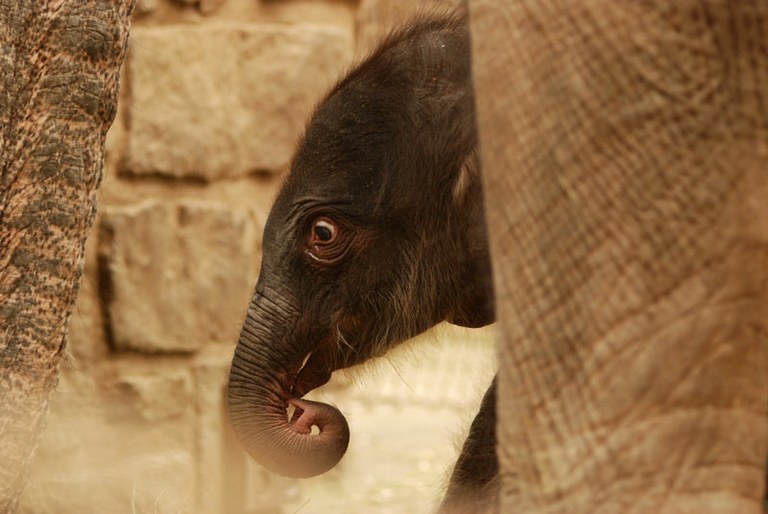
[{"x1": 312, "y1": 218, "x2": 337, "y2": 244}]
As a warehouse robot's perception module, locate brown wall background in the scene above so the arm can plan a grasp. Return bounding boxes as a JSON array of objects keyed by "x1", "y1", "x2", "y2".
[{"x1": 19, "y1": 1, "x2": 496, "y2": 513}]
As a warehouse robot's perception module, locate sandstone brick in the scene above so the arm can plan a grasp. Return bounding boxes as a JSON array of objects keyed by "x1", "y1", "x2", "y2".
[
  {"x1": 199, "y1": 0, "x2": 226, "y2": 15},
  {"x1": 112, "y1": 367, "x2": 194, "y2": 421},
  {"x1": 133, "y1": 0, "x2": 158, "y2": 16},
  {"x1": 66, "y1": 230, "x2": 110, "y2": 362},
  {"x1": 100, "y1": 200, "x2": 258, "y2": 353},
  {"x1": 126, "y1": 24, "x2": 352, "y2": 180},
  {"x1": 193, "y1": 347, "x2": 230, "y2": 512},
  {"x1": 66, "y1": 271, "x2": 109, "y2": 362}
]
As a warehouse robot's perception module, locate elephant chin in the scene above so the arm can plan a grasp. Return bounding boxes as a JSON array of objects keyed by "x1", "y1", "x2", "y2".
[{"x1": 226, "y1": 309, "x2": 351, "y2": 479}]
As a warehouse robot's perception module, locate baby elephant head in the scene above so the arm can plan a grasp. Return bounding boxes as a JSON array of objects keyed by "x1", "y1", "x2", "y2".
[{"x1": 227, "y1": 11, "x2": 494, "y2": 479}]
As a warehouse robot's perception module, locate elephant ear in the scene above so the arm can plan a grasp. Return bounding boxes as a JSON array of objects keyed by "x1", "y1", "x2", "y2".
[{"x1": 449, "y1": 151, "x2": 496, "y2": 329}]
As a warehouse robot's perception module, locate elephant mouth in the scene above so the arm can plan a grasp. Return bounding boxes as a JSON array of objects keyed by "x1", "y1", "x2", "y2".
[
  {"x1": 291, "y1": 350, "x2": 333, "y2": 399},
  {"x1": 290, "y1": 323, "x2": 362, "y2": 399}
]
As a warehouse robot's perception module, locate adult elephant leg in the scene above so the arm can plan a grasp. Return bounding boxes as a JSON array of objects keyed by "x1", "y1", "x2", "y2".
[{"x1": 469, "y1": 1, "x2": 768, "y2": 513}]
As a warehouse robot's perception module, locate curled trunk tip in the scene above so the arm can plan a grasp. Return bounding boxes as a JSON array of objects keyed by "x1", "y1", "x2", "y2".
[{"x1": 227, "y1": 347, "x2": 350, "y2": 479}]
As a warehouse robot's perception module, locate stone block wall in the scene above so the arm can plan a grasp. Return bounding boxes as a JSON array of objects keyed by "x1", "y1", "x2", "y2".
[{"x1": 20, "y1": 1, "x2": 494, "y2": 513}]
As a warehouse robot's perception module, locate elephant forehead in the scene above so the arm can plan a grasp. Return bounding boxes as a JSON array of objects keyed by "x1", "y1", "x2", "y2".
[
  {"x1": 291, "y1": 111, "x2": 399, "y2": 183},
  {"x1": 286, "y1": 157, "x2": 387, "y2": 204},
  {"x1": 275, "y1": 163, "x2": 388, "y2": 225},
  {"x1": 280, "y1": 128, "x2": 406, "y2": 219}
]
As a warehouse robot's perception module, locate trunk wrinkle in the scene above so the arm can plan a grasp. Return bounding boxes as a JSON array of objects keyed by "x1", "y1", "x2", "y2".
[{"x1": 227, "y1": 295, "x2": 351, "y2": 478}]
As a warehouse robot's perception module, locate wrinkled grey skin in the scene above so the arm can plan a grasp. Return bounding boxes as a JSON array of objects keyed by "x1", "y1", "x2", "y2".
[
  {"x1": 227, "y1": 10, "x2": 498, "y2": 511},
  {"x1": 469, "y1": 1, "x2": 768, "y2": 513}
]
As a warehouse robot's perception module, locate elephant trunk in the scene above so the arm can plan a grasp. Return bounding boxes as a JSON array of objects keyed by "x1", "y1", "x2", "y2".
[{"x1": 226, "y1": 292, "x2": 350, "y2": 478}]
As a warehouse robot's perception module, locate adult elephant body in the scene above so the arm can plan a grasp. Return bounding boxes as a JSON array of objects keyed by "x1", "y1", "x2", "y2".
[{"x1": 469, "y1": 1, "x2": 768, "y2": 512}]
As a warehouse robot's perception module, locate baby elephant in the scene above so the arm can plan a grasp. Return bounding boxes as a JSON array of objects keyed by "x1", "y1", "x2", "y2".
[{"x1": 227, "y1": 9, "x2": 497, "y2": 513}]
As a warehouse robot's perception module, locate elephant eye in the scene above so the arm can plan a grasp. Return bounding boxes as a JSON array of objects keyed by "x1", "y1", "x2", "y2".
[
  {"x1": 311, "y1": 218, "x2": 337, "y2": 244},
  {"x1": 306, "y1": 216, "x2": 355, "y2": 265}
]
